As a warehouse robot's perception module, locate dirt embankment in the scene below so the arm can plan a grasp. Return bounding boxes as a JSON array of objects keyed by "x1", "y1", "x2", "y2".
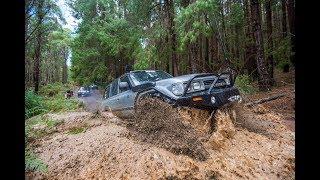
[{"x1": 26, "y1": 98, "x2": 294, "y2": 179}]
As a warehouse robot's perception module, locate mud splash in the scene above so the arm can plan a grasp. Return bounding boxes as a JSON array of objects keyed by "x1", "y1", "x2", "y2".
[
  {"x1": 207, "y1": 109, "x2": 236, "y2": 150},
  {"x1": 177, "y1": 107, "x2": 214, "y2": 137},
  {"x1": 126, "y1": 98, "x2": 209, "y2": 161}
]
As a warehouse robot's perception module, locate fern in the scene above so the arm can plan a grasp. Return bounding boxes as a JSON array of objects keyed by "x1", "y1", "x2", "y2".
[{"x1": 25, "y1": 149, "x2": 47, "y2": 173}]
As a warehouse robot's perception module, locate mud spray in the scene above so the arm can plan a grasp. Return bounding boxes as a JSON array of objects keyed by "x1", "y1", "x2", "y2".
[
  {"x1": 124, "y1": 98, "x2": 294, "y2": 179},
  {"x1": 125, "y1": 98, "x2": 241, "y2": 160}
]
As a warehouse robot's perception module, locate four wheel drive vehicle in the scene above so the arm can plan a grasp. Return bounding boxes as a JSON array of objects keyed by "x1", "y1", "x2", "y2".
[
  {"x1": 77, "y1": 87, "x2": 91, "y2": 97},
  {"x1": 89, "y1": 84, "x2": 98, "y2": 90},
  {"x1": 102, "y1": 70, "x2": 241, "y2": 117}
]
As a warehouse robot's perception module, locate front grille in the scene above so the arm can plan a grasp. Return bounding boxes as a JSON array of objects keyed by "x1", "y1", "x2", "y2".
[
  {"x1": 203, "y1": 80, "x2": 214, "y2": 86},
  {"x1": 204, "y1": 79, "x2": 228, "y2": 89}
]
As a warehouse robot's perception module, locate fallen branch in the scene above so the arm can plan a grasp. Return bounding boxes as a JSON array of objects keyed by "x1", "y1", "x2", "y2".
[
  {"x1": 244, "y1": 93, "x2": 286, "y2": 107},
  {"x1": 280, "y1": 81, "x2": 295, "y2": 86}
]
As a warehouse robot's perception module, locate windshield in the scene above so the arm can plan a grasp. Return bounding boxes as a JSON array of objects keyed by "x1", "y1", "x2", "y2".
[
  {"x1": 130, "y1": 70, "x2": 173, "y2": 85},
  {"x1": 80, "y1": 87, "x2": 89, "y2": 91}
]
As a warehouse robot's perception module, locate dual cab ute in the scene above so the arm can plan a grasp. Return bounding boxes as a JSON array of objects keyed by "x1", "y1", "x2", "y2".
[{"x1": 102, "y1": 70, "x2": 241, "y2": 117}]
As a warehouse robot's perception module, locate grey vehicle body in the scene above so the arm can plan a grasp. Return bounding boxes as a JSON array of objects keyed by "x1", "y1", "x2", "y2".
[{"x1": 102, "y1": 70, "x2": 241, "y2": 117}]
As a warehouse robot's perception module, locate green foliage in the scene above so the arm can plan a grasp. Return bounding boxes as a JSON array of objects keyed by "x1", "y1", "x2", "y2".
[
  {"x1": 68, "y1": 126, "x2": 86, "y2": 134},
  {"x1": 235, "y1": 75, "x2": 257, "y2": 94},
  {"x1": 277, "y1": 60, "x2": 290, "y2": 71},
  {"x1": 66, "y1": 0, "x2": 292, "y2": 88},
  {"x1": 43, "y1": 96, "x2": 79, "y2": 112},
  {"x1": 70, "y1": 7, "x2": 141, "y2": 84},
  {"x1": 25, "y1": 91, "x2": 48, "y2": 119},
  {"x1": 25, "y1": 0, "x2": 69, "y2": 88},
  {"x1": 25, "y1": 115, "x2": 62, "y2": 141},
  {"x1": 134, "y1": 45, "x2": 155, "y2": 70},
  {"x1": 39, "y1": 83, "x2": 79, "y2": 112},
  {"x1": 39, "y1": 82, "x2": 73, "y2": 97},
  {"x1": 176, "y1": 0, "x2": 219, "y2": 51},
  {"x1": 274, "y1": 37, "x2": 292, "y2": 70},
  {"x1": 25, "y1": 149, "x2": 48, "y2": 173},
  {"x1": 25, "y1": 83, "x2": 80, "y2": 119}
]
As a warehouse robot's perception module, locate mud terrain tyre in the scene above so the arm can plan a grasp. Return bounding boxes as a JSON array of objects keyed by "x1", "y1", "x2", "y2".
[{"x1": 134, "y1": 90, "x2": 159, "y2": 115}]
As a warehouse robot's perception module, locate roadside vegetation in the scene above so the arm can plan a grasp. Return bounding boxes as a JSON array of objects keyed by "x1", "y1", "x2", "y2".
[
  {"x1": 25, "y1": 83, "x2": 80, "y2": 119},
  {"x1": 25, "y1": 148, "x2": 48, "y2": 173},
  {"x1": 25, "y1": 115, "x2": 62, "y2": 140},
  {"x1": 25, "y1": 115, "x2": 61, "y2": 173},
  {"x1": 235, "y1": 74, "x2": 257, "y2": 94},
  {"x1": 67, "y1": 126, "x2": 87, "y2": 135},
  {"x1": 25, "y1": 83, "x2": 82, "y2": 173}
]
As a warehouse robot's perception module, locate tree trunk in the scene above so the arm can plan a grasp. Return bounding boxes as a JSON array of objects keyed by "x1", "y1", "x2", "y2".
[
  {"x1": 198, "y1": 35, "x2": 203, "y2": 72},
  {"x1": 62, "y1": 49, "x2": 68, "y2": 84},
  {"x1": 265, "y1": 0, "x2": 275, "y2": 84},
  {"x1": 33, "y1": 0, "x2": 44, "y2": 93},
  {"x1": 212, "y1": 33, "x2": 219, "y2": 71},
  {"x1": 235, "y1": 24, "x2": 240, "y2": 61},
  {"x1": 218, "y1": 0, "x2": 229, "y2": 60},
  {"x1": 287, "y1": 0, "x2": 295, "y2": 66},
  {"x1": 165, "y1": 34, "x2": 170, "y2": 73},
  {"x1": 181, "y1": 0, "x2": 191, "y2": 73},
  {"x1": 204, "y1": 36, "x2": 210, "y2": 72},
  {"x1": 244, "y1": 0, "x2": 258, "y2": 79},
  {"x1": 165, "y1": 0, "x2": 178, "y2": 76},
  {"x1": 190, "y1": 43, "x2": 197, "y2": 73},
  {"x1": 281, "y1": 0, "x2": 287, "y2": 38},
  {"x1": 250, "y1": 0, "x2": 271, "y2": 90}
]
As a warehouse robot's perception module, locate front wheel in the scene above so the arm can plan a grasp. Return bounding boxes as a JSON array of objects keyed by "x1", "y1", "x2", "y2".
[{"x1": 134, "y1": 89, "x2": 172, "y2": 115}]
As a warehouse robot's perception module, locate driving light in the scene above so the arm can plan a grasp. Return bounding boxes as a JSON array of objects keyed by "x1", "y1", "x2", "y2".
[
  {"x1": 171, "y1": 83, "x2": 184, "y2": 96},
  {"x1": 211, "y1": 96, "x2": 216, "y2": 104},
  {"x1": 228, "y1": 95, "x2": 241, "y2": 102}
]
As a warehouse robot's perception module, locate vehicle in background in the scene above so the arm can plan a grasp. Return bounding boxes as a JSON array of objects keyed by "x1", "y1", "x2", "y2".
[
  {"x1": 89, "y1": 84, "x2": 98, "y2": 90},
  {"x1": 77, "y1": 87, "x2": 91, "y2": 97}
]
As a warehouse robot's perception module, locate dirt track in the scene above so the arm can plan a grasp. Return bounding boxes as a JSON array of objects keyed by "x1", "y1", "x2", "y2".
[
  {"x1": 76, "y1": 89, "x2": 103, "y2": 112},
  {"x1": 27, "y1": 71, "x2": 295, "y2": 179},
  {"x1": 26, "y1": 99, "x2": 295, "y2": 179}
]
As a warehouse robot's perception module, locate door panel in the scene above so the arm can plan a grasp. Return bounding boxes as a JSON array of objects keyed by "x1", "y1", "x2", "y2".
[
  {"x1": 104, "y1": 79, "x2": 119, "y2": 111},
  {"x1": 117, "y1": 90, "x2": 137, "y2": 117}
]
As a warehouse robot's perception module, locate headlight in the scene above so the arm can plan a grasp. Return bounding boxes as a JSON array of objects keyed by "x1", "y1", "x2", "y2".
[
  {"x1": 192, "y1": 82, "x2": 201, "y2": 90},
  {"x1": 171, "y1": 83, "x2": 184, "y2": 96},
  {"x1": 187, "y1": 81, "x2": 205, "y2": 92},
  {"x1": 192, "y1": 81, "x2": 205, "y2": 91}
]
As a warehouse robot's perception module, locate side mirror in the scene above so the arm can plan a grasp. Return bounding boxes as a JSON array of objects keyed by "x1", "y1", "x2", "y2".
[{"x1": 119, "y1": 82, "x2": 129, "y2": 89}]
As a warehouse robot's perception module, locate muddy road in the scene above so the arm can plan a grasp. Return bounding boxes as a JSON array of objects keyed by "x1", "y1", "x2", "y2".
[
  {"x1": 77, "y1": 89, "x2": 103, "y2": 112},
  {"x1": 26, "y1": 103, "x2": 295, "y2": 179}
]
